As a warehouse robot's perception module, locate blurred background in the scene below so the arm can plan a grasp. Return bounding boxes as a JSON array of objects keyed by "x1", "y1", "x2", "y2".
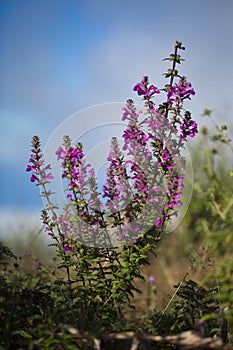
[{"x1": 0, "y1": 0, "x2": 233, "y2": 241}]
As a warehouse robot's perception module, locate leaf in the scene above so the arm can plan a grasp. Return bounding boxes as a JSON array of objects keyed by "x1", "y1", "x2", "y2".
[
  {"x1": 199, "y1": 313, "x2": 218, "y2": 322},
  {"x1": 0, "y1": 246, "x2": 17, "y2": 259},
  {"x1": 12, "y1": 330, "x2": 32, "y2": 339}
]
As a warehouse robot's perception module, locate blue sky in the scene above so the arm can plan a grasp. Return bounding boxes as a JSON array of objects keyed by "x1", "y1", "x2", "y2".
[{"x1": 0, "y1": 0, "x2": 233, "y2": 224}]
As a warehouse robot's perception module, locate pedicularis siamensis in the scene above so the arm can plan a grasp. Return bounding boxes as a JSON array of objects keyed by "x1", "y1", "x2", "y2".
[{"x1": 27, "y1": 41, "x2": 198, "y2": 322}]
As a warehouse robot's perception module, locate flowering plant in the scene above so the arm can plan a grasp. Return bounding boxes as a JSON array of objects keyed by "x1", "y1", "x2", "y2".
[{"x1": 26, "y1": 41, "x2": 197, "y2": 323}]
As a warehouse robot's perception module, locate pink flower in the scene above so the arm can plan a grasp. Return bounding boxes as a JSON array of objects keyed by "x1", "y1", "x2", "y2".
[
  {"x1": 148, "y1": 276, "x2": 155, "y2": 283},
  {"x1": 173, "y1": 193, "x2": 182, "y2": 200},
  {"x1": 121, "y1": 99, "x2": 141, "y2": 121},
  {"x1": 167, "y1": 202, "x2": 175, "y2": 208},
  {"x1": 155, "y1": 219, "x2": 163, "y2": 227},
  {"x1": 26, "y1": 136, "x2": 54, "y2": 183},
  {"x1": 64, "y1": 244, "x2": 73, "y2": 252},
  {"x1": 133, "y1": 76, "x2": 160, "y2": 98},
  {"x1": 103, "y1": 137, "x2": 130, "y2": 212},
  {"x1": 133, "y1": 82, "x2": 147, "y2": 96},
  {"x1": 144, "y1": 85, "x2": 160, "y2": 97},
  {"x1": 55, "y1": 146, "x2": 67, "y2": 160},
  {"x1": 180, "y1": 111, "x2": 198, "y2": 140},
  {"x1": 30, "y1": 174, "x2": 39, "y2": 182},
  {"x1": 167, "y1": 77, "x2": 195, "y2": 105}
]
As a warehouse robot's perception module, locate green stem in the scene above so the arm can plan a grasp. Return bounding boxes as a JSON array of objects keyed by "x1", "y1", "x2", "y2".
[
  {"x1": 41, "y1": 180, "x2": 73, "y2": 297},
  {"x1": 164, "y1": 42, "x2": 180, "y2": 119},
  {"x1": 155, "y1": 272, "x2": 189, "y2": 325}
]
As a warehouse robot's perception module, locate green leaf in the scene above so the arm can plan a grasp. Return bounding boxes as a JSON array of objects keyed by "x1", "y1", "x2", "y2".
[
  {"x1": 0, "y1": 246, "x2": 17, "y2": 259},
  {"x1": 12, "y1": 330, "x2": 32, "y2": 339}
]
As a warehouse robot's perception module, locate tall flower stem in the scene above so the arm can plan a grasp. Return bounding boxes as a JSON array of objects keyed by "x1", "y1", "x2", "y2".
[
  {"x1": 27, "y1": 136, "x2": 73, "y2": 297},
  {"x1": 164, "y1": 41, "x2": 185, "y2": 119}
]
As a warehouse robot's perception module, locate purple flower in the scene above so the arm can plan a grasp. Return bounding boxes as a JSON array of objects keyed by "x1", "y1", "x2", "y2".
[
  {"x1": 55, "y1": 146, "x2": 67, "y2": 160},
  {"x1": 64, "y1": 244, "x2": 74, "y2": 252},
  {"x1": 122, "y1": 99, "x2": 141, "y2": 121},
  {"x1": 148, "y1": 276, "x2": 155, "y2": 284},
  {"x1": 30, "y1": 174, "x2": 39, "y2": 182},
  {"x1": 56, "y1": 136, "x2": 105, "y2": 229},
  {"x1": 155, "y1": 219, "x2": 163, "y2": 227},
  {"x1": 27, "y1": 46, "x2": 199, "y2": 248},
  {"x1": 88, "y1": 174, "x2": 104, "y2": 216},
  {"x1": 103, "y1": 137, "x2": 130, "y2": 213},
  {"x1": 167, "y1": 202, "x2": 175, "y2": 208},
  {"x1": 133, "y1": 82, "x2": 147, "y2": 96},
  {"x1": 172, "y1": 193, "x2": 182, "y2": 200},
  {"x1": 167, "y1": 77, "x2": 195, "y2": 105},
  {"x1": 180, "y1": 111, "x2": 198, "y2": 140},
  {"x1": 43, "y1": 173, "x2": 54, "y2": 180},
  {"x1": 133, "y1": 76, "x2": 160, "y2": 98},
  {"x1": 69, "y1": 148, "x2": 83, "y2": 162},
  {"x1": 145, "y1": 85, "x2": 160, "y2": 97},
  {"x1": 26, "y1": 136, "x2": 54, "y2": 183},
  {"x1": 119, "y1": 233, "x2": 126, "y2": 241},
  {"x1": 26, "y1": 164, "x2": 38, "y2": 172},
  {"x1": 198, "y1": 322, "x2": 204, "y2": 329}
]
